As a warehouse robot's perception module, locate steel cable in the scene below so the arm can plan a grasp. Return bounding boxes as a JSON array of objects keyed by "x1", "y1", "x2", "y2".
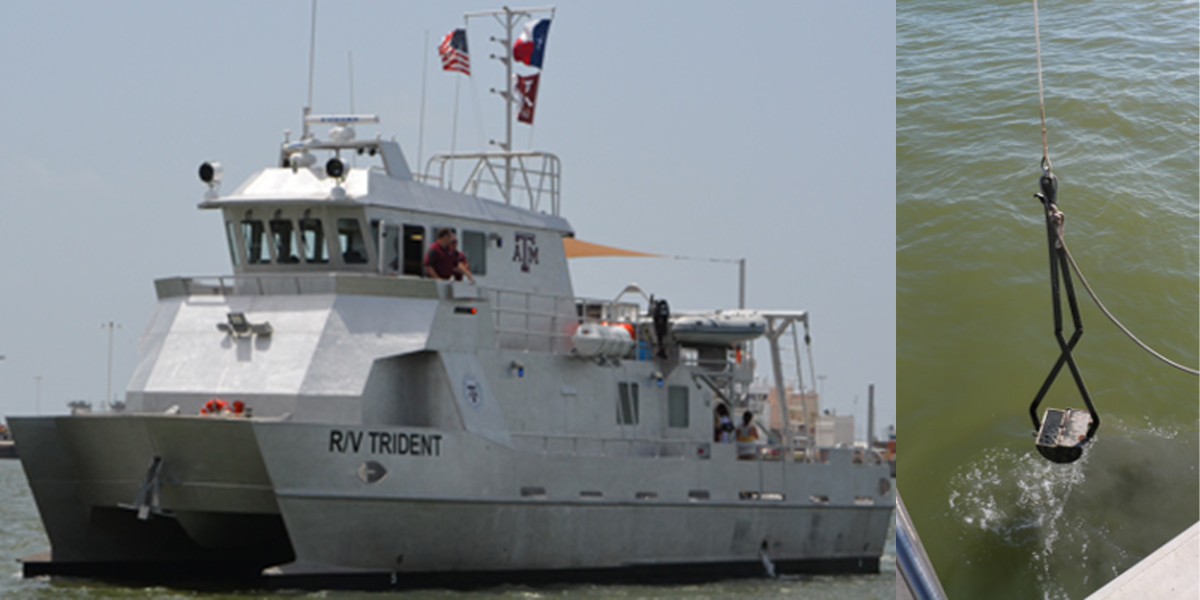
[
  {"x1": 1057, "y1": 232, "x2": 1200, "y2": 376},
  {"x1": 1033, "y1": 0, "x2": 1196, "y2": 377}
]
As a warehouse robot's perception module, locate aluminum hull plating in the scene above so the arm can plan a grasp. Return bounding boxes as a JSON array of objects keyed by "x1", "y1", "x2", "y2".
[
  {"x1": 256, "y1": 422, "x2": 892, "y2": 575},
  {"x1": 12, "y1": 414, "x2": 891, "y2": 585}
]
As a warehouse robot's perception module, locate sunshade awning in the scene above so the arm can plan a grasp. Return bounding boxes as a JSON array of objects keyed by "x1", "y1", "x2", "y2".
[{"x1": 562, "y1": 238, "x2": 662, "y2": 259}]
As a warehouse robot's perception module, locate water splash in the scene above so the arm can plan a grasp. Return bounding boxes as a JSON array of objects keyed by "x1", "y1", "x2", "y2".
[{"x1": 948, "y1": 446, "x2": 1091, "y2": 599}]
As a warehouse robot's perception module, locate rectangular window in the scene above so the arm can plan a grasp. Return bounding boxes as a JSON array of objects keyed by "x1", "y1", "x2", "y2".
[
  {"x1": 225, "y1": 220, "x2": 241, "y2": 267},
  {"x1": 240, "y1": 219, "x2": 270, "y2": 264},
  {"x1": 270, "y1": 219, "x2": 300, "y2": 264},
  {"x1": 384, "y1": 224, "x2": 400, "y2": 273},
  {"x1": 461, "y1": 230, "x2": 487, "y2": 276},
  {"x1": 337, "y1": 218, "x2": 369, "y2": 264},
  {"x1": 370, "y1": 221, "x2": 401, "y2": 273},
  {"x1": 299, "y1": 218, "x2": 329, "y2": 263},
  {"x1": 668, "y1": 385, "x2": 689, "y2": 428},
  {"x1": 618, "y1": 382, "x2": 639, "y2": 425},
  {"x1": 402, "y1": 224, "x2": 425, "y2": 276}
]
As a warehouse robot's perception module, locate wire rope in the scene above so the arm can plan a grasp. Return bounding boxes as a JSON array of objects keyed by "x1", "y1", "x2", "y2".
[
  {"x1": 1058, "y1": 234, "x2": 1200, "y2": 376},
  {"x1": 1033, "y1": 0, "x2": 1197, "y2": 377}
]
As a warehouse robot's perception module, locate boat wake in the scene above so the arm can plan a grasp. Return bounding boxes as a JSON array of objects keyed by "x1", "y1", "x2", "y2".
[{"x1": 947, "y1": 446, "x2": 1091, "y2": 600}]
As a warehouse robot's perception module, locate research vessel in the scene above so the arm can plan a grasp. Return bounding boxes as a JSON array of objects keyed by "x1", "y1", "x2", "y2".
[{"x1": 9, "y1": 7, "x2": 892, "y2": 588}]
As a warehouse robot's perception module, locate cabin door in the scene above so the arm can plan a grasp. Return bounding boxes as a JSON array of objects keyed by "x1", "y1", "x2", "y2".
[{"x1": 758, "y1": 454, "x2": 786, "y2": 498}]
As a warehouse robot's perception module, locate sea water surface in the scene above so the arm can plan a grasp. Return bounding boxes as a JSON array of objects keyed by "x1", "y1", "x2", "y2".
[
  {"x1": 0, "y1": 460, "x2": 895, "y2": 599},
  {"x1": 898, "y1": 1, "x2": 1198, "y2": 599}
]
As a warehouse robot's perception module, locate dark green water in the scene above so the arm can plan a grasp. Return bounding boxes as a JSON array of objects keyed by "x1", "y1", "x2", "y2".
[
  {"x1": 0, "y1": 461, "x2": 894, "y2": 599},
  {"x1": 898, "y1": 1, "x2": 1198, "y2": 599}
]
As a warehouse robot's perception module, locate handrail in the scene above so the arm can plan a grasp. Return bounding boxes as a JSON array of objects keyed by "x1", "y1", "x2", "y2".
[
  {"x1": 897, "y1": 492, "x2": 949, "y2": 600},
  {"x1": 421, "y1": 151, "x2": 561, "y2": 216},
  {"x1": 155, "y1": 272, "x2": 434, "y2": 299},
  {"x1": 488, "y1": 288, "x2": 576, "y2": 354}
]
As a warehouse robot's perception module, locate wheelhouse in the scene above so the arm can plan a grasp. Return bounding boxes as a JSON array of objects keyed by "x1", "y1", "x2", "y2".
[{"x1": 223, "y1": 205, "x2": 490, "y2": 279}]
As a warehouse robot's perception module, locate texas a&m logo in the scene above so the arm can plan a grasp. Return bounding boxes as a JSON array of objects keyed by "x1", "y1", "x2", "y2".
[{"x1": 513, "y1": 232, "x2": 539, "y2": 272}]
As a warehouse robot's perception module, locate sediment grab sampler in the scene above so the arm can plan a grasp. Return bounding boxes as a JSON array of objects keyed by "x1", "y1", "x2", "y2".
[
  {"x1": 1027, "y1": 160, "x2": 1098, "y2": 464},
  {"x1": 1025, "y1": 0, "x2": 1198, "y2": 464}
]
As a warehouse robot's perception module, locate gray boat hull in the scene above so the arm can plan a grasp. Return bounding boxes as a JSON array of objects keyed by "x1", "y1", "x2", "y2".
[{"x1": 11, "y1": 414, "x2": 892, "y2": 587}]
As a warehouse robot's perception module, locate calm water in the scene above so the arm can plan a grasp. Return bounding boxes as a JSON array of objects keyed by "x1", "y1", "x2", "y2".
[
  {"x1": 0, "y1": 460, "x2": 895, "y2": 599},
  {"x1": 898, "y1": 1, "x2": 1199, "y2": 599}
]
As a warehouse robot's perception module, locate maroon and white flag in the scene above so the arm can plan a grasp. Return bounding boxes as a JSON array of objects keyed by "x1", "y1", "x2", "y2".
[{"x1": 514, "y1": 73, "x2": 540, "y2": 124}]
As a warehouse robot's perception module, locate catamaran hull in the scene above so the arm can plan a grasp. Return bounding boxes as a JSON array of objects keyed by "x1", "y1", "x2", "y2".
[{"x1": 11, "y1": 414, "x2": 892, "y2": 587}]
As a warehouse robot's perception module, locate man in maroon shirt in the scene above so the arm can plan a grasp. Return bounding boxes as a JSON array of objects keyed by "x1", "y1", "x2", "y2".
[{"x1": 423, "y1": 228, "x2": 474, "y2": 282}]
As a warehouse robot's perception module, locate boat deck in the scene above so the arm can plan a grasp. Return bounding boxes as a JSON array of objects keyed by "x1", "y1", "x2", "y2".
[{"x1": 1085, "y1": 521, "x2": 1199, "y2": 600}]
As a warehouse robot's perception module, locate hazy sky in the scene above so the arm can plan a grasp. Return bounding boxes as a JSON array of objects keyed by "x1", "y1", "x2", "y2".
[{"x1": 0, "y1": 1, "x2": 896, "y2": 433}]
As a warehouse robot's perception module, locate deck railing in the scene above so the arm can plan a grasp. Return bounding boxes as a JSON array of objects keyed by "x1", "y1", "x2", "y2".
[
  {"x1": 487, "y1": 288, "x2": 576, "y2": 354},
  {"x1": 421, "y1": 151, "x2": 561, "y2": 216},
  {"x1": 155, "y1": 272, "x2": 438, "y2": 299}
]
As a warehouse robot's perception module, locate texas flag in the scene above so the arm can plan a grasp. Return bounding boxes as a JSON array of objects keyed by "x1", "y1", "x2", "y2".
[{"x1": 513, "y1": 18, "x2": 551, "y2": 69}]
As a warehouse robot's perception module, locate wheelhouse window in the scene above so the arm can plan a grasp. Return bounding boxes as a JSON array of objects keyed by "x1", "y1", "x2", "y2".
[
  {"x1": 402, "y1": 224, "x2": 426, "y2": 276},
  {"x1": 371, "y1": 220, "x2": 401, "y2": 273},
  {"x1": 271, "y1": 219, "x2": 301, "y2": 264},
  {"x1": 462, "y1": 230, "x2": 487, "y2": 276},
  {"x1": 241, "y1": 219, "x2": 270, "y2": 264},
  {"x1": 299, "y1": 218, "x2": 329, "y2": 264},
  {"x1": 337, "y1": 218, "x2": 369, "y2": 264},
  {"x1": 225, "y1": 220, "x2": 241, "y2": 267}
]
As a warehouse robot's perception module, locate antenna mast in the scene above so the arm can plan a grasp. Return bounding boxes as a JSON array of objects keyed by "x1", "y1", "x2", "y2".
[
  {"x1": 303, "y1": 0, "x2": 319, "y2": 140},
  {"x1": 465, "y1": 5, "x2": 555, "y2": 202}
]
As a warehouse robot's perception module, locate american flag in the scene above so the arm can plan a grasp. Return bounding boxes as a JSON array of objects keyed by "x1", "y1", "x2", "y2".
[{"x1": 439, "y1": 28, "x2": 470, "y2": 76}]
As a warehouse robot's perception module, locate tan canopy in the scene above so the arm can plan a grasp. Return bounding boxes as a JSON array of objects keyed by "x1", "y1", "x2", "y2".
[{"x1": 562, "y1": 238, "x2": 661, "y2": 259}]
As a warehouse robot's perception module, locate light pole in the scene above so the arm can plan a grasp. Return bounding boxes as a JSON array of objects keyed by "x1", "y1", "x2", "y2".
[{"x1": 102, "y1": 322, "x2": 120, "y2": 412}]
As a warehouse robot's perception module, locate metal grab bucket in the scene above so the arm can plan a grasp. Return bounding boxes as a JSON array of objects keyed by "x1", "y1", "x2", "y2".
[{"x1": 1035, "y1": 407, "x2": 1092, "y2": 464}]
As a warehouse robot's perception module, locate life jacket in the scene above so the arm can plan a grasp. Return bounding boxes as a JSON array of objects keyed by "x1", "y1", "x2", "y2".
[{"x1": 201, "y1": 398, "x2": 229, "y2": 415}]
